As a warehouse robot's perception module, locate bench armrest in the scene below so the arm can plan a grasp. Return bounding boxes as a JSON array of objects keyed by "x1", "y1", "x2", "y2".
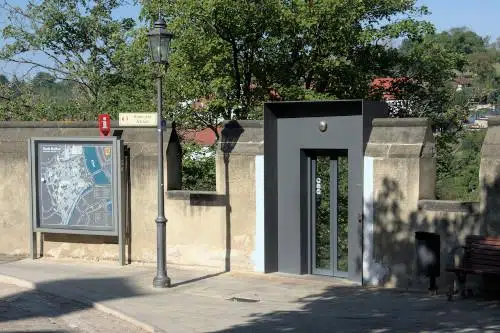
[{"x1": 446, "y1": 245, "x2": 467, "y2": 269}]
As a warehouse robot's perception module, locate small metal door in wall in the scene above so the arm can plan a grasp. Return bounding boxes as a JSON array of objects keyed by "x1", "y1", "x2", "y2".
[{"x1": 309, "y1": 150, "x2": 349, "y2": 277}]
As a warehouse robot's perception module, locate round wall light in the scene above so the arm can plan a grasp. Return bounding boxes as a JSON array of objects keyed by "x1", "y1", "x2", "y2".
[{"x1": 319, "y1": 120, "x2": 328, "y2": 132}]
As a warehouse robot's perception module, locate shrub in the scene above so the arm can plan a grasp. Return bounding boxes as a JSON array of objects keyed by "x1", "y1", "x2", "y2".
[{"x1": 181, "y1": 142, "x2": 217, "y2": 191}]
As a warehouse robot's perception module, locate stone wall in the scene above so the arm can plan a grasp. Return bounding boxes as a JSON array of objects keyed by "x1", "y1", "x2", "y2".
[
  {"x1": 167, "y1": 120, "x2": 263, "y2": 271},
  {"x1": 364, "y1": 118, "x2": 436, "y2": 287},
  {"x1": 0, "y1": 121, "x2": 181, "y2": 263},
  {"x1": 480, "y1": 116, "x2": 500, "y2": 236},
  {"x1": 415, "y1": 200, "x2": 482, "y2": 289},
  {"x1": 0, "y1": 120, "x2": 263, "y2": 272},
  {"x1": 2, "y1": 115, "x2": 500, "y2": 286},
  {"x1": 363, "y1": 117, "x2": 495, "y2": 290}
]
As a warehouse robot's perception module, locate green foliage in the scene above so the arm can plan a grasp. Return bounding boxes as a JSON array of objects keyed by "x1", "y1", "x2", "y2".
[
  {"x1": 181, "y1": 142, "x2": 217, "y2": 191},
  {"x1": 389, "y1": 35, "x2": 468, "y2": 137},
  {"x1": 314, "y1": 155, "x2": 348, "y2": 272},
  {"x1": 436, "y1": 130, "x2": 486, "y2": 201},
  {"x1": 398, "y1": 27, "x2": 498, "y2": 202},
  {"x1": 401, "y1": 27, "x2": 500, "y2": 107},
  {"x1": 0, "y1": 75, "x2": 9, "y2": 85},
  {"x1": 0, "y1": 0, "x2": 153, "y2": 120},
  {"x1": 141, "y1": 0, "x2": 433, "y2": 131}
]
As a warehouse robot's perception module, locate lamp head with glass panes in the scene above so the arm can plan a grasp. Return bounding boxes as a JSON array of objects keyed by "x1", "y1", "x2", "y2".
[{"x1": 147, "y1": 17, "x2": 173, "y2": 65}]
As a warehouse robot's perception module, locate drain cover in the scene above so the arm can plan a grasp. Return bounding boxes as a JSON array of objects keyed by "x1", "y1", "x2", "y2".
[{"x1": 226, "y1": 297, "x2": 260, "y2": 303}]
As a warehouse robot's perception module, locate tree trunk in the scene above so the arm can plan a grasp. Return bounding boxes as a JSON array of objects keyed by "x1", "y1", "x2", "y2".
[{"x1": 231, "y1": 40, "x2": 241, "y2": 101}]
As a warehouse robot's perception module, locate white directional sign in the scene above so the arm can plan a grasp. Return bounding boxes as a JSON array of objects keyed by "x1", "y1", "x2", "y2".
[{"x1": 119, "y1": 112, "x2": 157, "y2": 127}]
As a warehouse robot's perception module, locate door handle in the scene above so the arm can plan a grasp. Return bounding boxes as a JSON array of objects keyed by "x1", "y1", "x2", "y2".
[{"x1": 357, "y1": 213, "x2": 363, "y2": 224}]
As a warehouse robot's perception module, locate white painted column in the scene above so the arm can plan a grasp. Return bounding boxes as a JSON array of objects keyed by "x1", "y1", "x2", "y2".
[
  {"x1": 252, "y1": 155, "x2": 265, "y2": 272},
  {"x1": 363, "y1": 156, "x2": 374, "y2": 285},
  {"x1": 363, "y1": 156, "x2": 390, "y2": 286}
]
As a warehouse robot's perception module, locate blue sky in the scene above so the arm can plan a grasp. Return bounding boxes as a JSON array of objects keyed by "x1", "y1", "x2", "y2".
[
  {"x1": 416, "y1": 0, "x2": 500, "y2": 41},
  {"x1": 1, "y1": 0, "x2": 499, "y2": 78}
]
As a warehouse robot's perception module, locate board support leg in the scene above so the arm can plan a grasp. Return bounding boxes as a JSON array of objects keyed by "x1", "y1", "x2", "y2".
[
  {"x1": 30, "y1": 232, "x2": 37, "y2": 259},
  {"x1": 28, "y1": 137, "x2": 37, "y2": 260},
  {"x1": 117, "y1": 138, "x2": 125, "y2": 266},
  {"x1": 119, "y1": 223, "x2": 125, "y2": 266}
]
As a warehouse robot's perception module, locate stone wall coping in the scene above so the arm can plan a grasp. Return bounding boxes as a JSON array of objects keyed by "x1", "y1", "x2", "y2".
[
  {"x1": 0, "y1": 121, "x2": 173, "y2": 129},
  {"x1": 418, "y1": 200, "x2": 480, "y2": 213},
  {"x1": 167, "y1": 190, "x2": 226, "y2": 207},
  {"x1": 372, "y1": 118, "x2": 430, "y2": 127}
]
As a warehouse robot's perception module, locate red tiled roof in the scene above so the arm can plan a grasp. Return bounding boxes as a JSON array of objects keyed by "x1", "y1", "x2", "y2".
[
  {"x1": 370, "y1": 77, "x2": 406, "y2": 101},
  {"x1": 178, "y1": 127, "x2": 221, "y2": 146},
  {"x1": 370, "y1": 77, "x2": 396, "y2": 101}
]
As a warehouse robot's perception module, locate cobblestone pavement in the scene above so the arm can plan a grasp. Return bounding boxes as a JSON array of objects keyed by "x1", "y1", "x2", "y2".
[{"x1": 0, "y1": 282, "x2": 147, "y2": 333}]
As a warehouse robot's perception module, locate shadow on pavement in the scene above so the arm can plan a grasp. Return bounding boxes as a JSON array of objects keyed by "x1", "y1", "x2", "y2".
[
  {"x1": 210, "y1": 285, "x2": 500, "y2": 333},
  {"x1": 0, "y1": 270, "x2": 499, "y2": 332},
  {"x1": 0, "y1": 276, "x2": 143, "y2": 325},
  {"x1": 170, "y1": 271, "x2": 227, "y2": 288}
]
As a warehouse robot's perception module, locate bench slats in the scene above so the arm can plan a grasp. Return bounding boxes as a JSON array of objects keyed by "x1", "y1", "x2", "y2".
[
  {"x1": 449, "y1": 236, "x2": 500, "y2": 276},
  {"x1": 467, "y1": 254, "x2": 500, "y2": 261},
  {"x1": 447, "y1": 267, "x2": 500, "y2": 274},
  {"x1": 467, "y1": 240, "x2": 500, "y2": 246},
  {"x1": 465, "y1": 235, "x2": 500, "y2": 244},
  {"x1": 469, "y1": 244, "x2": 500, "y2": 252},
  {"x1": 462, "y1": 261, "x2": 500, "y2": 270}
]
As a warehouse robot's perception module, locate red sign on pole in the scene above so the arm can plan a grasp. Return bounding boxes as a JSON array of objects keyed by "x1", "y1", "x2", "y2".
[{"x1": 98, "y1": 114, "x2": 111, "y2": 137}]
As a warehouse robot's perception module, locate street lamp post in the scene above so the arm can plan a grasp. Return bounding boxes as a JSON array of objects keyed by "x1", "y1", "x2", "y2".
[{"x1": 147, "y1": 16, "x2": 173, "y2": 288}]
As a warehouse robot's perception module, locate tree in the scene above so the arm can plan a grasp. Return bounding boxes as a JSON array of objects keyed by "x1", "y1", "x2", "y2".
[
  {"x1": 0, "y1": 0, "x2": 150, "y2": 120},
  {"x1": 141, "y1": 0, "x2": 434, "y2": 134},
  {"x1": 437, "y1": 27, "x2": 488, "y2": 56},
  {"x1": 396, "y1": 27, "x2": 500, "y2": 201},
  {"x1": 402, "y1": 27, "x2": 500, "y2": 105},
  {"x1": 0, "y1": 74, "x2": 8, "y2": 85},
  {"x1": 181, "y1": 142, "x2": 217, "y2": 191},
  {"x1": 31, "y1": 72, "x2": 56, "y2": 89}
]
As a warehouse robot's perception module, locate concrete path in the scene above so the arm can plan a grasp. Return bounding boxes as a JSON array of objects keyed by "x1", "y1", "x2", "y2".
[
  {"x1": 0, "y1": 281, "x2": 148, "y2": 333},
  {"x1": 0, "y1": 256, "x2": 499, "y2": 333}
]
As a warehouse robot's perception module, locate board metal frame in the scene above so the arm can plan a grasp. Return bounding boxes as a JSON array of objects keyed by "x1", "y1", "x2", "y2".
[{"x1": 28, "y1": 136, "x2": 125, "y2": 265}]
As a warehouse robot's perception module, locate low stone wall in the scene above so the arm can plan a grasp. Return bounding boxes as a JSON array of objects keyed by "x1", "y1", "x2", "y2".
[
  {"x1": 0, "y1": 121, "x2": 181, "y2": 264},
  {"x1": 166, "y1": 120, "x2": 264, "y2": 271},
  {"x1": 414, "y1": 200, "x2": 481, "y2": 289},
  {"x1": 364, "y1": 118, "x2": 437, "y2": 288},
  {"x1": 0, "y1": 120, "x2": 263, "y2": 272},
  {"x1": 480, "y1": 116, "x2": 500, "y2": 236},
  {"x1": 166, "y1": 191, "x2": 226, "y2": 269},
  {"x1": 3, "y1": 115, "x2": 500, "y2": 286},
  {"x1": 364, "y1": 116, "x2": 496, "y2": 291}
]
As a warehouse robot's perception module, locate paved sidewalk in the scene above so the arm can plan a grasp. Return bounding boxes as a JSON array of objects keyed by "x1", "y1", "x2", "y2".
[
  {"x1": 1, "y1": 257, "x2": 499, "y2": 333},
  {"x1": 0, "y1": 281, "x2": 147, "y2": 333}
]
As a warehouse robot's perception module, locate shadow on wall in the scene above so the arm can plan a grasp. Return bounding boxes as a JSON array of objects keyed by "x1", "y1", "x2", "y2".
[
  {"x1": 364, "y1": 168, "x2": 500, "y2": 291},
  {"x1": 220, "y1": 120, "x2": 244, "y2": 272},
  {"x1": 482, "y1": 165, "x2": 500, "y2": 236}
]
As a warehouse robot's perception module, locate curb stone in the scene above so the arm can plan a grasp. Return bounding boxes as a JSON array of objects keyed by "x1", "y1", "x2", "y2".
[{"x1": 0, "y1": 273, "x2": 163, "y2": 333}]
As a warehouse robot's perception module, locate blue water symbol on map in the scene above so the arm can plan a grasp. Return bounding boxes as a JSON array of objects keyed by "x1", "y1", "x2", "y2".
[
  {"x1": 83, "y1": 147, "x2": 110, "y2": 185},
  {"x1": 106, "y1": 201, "x2": 112, "y2": 216}
]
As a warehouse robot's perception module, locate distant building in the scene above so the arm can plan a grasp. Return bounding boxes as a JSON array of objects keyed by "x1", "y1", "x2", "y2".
[
  {"x1": 370, "y1": 77, "x2": 413, "y2": 115},
  {"x1": 178, "y1": 127, "x2": 220, "y2": 146}
]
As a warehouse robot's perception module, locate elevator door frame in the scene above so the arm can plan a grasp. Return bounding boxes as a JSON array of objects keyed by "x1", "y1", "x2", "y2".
[{"x1": 307, "y1": 150, "x2": 349, "y2": 278}]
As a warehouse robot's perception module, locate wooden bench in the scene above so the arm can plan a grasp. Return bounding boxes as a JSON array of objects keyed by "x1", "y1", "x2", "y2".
[{"x1": 446, "y1": 235, "x2": 500, "y2": 300}]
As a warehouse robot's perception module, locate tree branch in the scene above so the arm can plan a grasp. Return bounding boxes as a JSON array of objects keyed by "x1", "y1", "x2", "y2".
[
  {"x1": 230, "y1": 39, "x2": 241, "y2": 101},
  {"x1": 0, "y1": 94, "x2": 33, "y2": 109}
]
